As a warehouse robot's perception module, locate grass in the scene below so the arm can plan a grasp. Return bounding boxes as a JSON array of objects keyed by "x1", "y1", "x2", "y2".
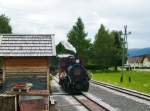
[{"x1": 92, "y1": 70, "x2": 150, "y2": 94}]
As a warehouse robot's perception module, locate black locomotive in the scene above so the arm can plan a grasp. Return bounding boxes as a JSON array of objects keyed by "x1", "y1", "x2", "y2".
[{"x1": 58, "y1": 55, "x2": 90, "y2": 93}]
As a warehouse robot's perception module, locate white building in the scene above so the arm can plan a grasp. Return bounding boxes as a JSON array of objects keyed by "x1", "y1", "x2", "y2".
[
  {"x1": 143, "y1": 55, "x2": 150, "y2": 67},
  {"x1": 127, "y1": 54, "x2": 150, "y2": 68},
  {"x1": 128, "y1": 56, "x2": 144, "y2": 68}
]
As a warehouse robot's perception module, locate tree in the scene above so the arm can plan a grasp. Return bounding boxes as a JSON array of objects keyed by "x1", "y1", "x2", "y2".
[
  {"x1": 0, "y1": 14, "x2": 12, "y2": 68},
  {"x1": 93, "y1": 24, "x2": 113, "y2": 69},
  {"x1": 67, "y1": 17, "x2": 91, "y2": 65},
  {"x1": 56, "y1": 42, "x2": 67, "y2": 54},
  {"x1": 111, "y1": 31, "x2": 123, "y2": 71},
  {"x1": 56, "y1": 42, "x2": 75, "y2": 55},
  {"x1": 0, "y1": 14, "x2": 12, "y2": 33}
]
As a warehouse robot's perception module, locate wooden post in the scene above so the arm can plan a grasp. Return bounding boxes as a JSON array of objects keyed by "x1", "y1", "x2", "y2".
[{"x1": 47, "y1": 68, "x2": 50, "y2": 91}]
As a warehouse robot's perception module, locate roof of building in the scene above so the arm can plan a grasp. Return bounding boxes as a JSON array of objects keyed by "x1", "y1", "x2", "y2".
[
  {"x1": 128, "y1": 56, "x2": 144, "y2": 63},
  {"x1": 128, "y1": 54, "x2": 150, "y2": 63},
  {"x1": 0, "y1": 34, "x2": 56, "y2": 57}
]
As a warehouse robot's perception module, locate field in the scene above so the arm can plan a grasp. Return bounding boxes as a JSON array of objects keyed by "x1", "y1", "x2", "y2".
[{"x1": 92, "y1": 70, "x2": 150, "y2": 94}]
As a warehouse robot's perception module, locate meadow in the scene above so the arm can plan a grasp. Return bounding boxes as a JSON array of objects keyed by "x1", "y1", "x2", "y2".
[{"x1": 92, "y1": 70, "x2": 150, "y2": 94}]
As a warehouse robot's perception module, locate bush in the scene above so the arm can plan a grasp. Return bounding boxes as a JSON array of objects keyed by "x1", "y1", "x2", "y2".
[{"x1": 85, "y1": 64, "x2": 102, "y2": 70}]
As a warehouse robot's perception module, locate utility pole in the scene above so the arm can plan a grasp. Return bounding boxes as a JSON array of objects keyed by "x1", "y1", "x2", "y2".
[{"x1": 120, "y1": 25, "x2": 131, "y2": 83}]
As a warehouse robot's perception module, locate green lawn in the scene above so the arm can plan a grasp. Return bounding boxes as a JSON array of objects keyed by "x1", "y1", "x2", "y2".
[{"x1": 92, "y1": 70, "x2": 150, "y2": 94}]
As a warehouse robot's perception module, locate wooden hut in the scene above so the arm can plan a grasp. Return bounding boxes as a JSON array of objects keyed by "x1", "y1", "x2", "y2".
[{"x1": 0, "y1": 34, "x2": 56, "y2": 91}]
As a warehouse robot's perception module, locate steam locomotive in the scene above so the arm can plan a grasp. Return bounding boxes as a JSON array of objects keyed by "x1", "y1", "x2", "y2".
[{"x1": 58, "y1": 55, "x2": 90, "y2": 93}]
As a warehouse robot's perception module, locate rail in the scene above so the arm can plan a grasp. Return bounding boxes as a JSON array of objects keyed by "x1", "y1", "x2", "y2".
[
  {"x1": 73, "y1": 93, "x2": 115, "y2": 111},
  {"x1": 91, "y1": 80, "x2": 150, "y2": 102}
]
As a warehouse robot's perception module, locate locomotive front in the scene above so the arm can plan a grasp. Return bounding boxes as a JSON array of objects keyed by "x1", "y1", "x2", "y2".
[
  {"x1": 67, "y1": 64, "x2": 90, "y2": 92},
  {"x1": 58, "y1": 55, "x2": 90, "y2": 93}
]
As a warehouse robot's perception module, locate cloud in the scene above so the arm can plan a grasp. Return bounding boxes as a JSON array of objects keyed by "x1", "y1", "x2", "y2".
[{"x1": 0, "y1": 0, "x2": 150, "y2": 48}]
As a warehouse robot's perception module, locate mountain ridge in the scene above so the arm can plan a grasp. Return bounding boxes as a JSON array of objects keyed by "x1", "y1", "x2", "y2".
[{"x1": 128, "y1": 47, "x2": 150, "y2": 57}]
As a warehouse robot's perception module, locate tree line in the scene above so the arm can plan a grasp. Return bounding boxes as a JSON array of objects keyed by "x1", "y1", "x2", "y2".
[
  {"x1": 0, "y1": 14, "x2": 123, "y2": 71},
  {"x1": 57, "y1": 17, "x2": 123, "y2": 71}
]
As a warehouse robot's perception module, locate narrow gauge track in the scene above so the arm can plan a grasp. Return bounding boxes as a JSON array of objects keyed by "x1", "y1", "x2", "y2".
[
  {"x1": 53, "y1": 76, "x2": 112, "y2": 111},
  {"x1": 91, "y1": 80, "x2": 150, "y2": 102},
  {"x1": 73, "y1": 94, "x2": 110, "y2": 111}
]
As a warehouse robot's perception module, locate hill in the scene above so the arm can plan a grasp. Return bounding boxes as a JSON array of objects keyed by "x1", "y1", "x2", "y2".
[{"x1": 128, "y1": 47, "x2": 150, "y2": 57}]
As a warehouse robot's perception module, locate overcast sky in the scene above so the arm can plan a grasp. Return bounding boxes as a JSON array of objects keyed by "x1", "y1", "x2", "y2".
[{"x1": 0, "y1": 0, "x2": 150, "y2": 48}]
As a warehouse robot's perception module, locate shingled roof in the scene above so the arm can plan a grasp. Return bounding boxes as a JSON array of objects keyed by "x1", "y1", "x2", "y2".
[
  {"x1": 0, "y1": 34, "x2": 56, "y2": 57},
  {"x1": 128, "y1": 56, "x2": 144, "y2": 63}
]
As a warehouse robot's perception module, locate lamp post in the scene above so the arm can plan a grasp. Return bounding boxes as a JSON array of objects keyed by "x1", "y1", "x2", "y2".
[{"x1": 120, "y1": 25, "x2": 131, "y2": 83}]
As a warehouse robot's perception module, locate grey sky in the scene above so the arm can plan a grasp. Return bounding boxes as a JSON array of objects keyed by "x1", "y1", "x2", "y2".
[{"x1": 0, "y1": 0, "x2": 150, "y2": 48}]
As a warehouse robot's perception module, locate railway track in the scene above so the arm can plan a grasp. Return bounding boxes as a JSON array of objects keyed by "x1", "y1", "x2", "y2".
[
  {"x1": 53, "y1": 76, "x2": 116, "y2": 111},
  {"x1": 73, "y1": 93, "x2": 116, "y2": 111},
  {"x1": 91, "y1": 80, "x2": 150, "y2": 102},
  {"x1": 73, "y1": 94, "x2": 107, "y2": 111},
  {"x1": 55, "y1": 76, "x2": 150, "y2": 102}
]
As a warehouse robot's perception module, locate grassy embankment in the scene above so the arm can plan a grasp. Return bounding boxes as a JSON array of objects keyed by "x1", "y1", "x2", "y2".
[{"x1": 92, "y1": 70, "x2": 150, "y2": 94}]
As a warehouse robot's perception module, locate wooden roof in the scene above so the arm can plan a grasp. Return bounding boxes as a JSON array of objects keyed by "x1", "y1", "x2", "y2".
[
  {"x1": 0, "y1": 34, "x2": 56, "y2": 57},
  {"x1": 128, "y1": 56, "x2": 144, "y2": 63}
]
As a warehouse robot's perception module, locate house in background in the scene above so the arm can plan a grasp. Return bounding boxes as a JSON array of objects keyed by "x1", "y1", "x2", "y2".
[
  {"x1": 143, "y1": 55, "x2": 150, "y2": 67},
  {"x1": 127, "y1": 54, "x2": 150, "y2": 68},
  {"x1": 127, "y1": 56, "x2": 144, "y2": 68}
]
